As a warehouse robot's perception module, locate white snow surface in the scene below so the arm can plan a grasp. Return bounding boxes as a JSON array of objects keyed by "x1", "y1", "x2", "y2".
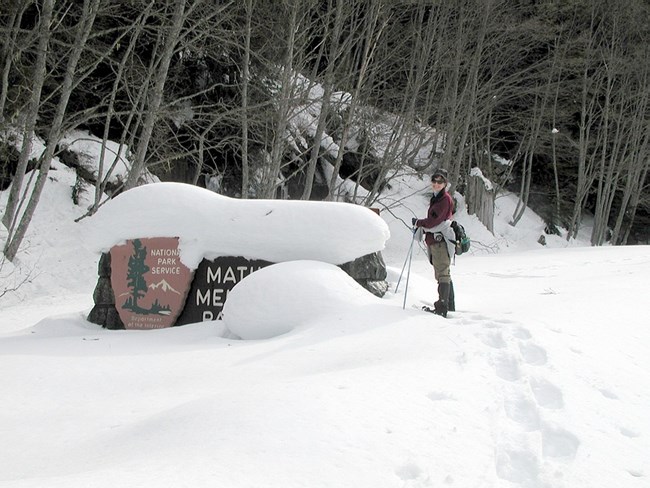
[
  {"x1": 1, "y1": 164, "x2": 649, "y2": 488},
  {"x1": 90, "y1": 182, "x2": 390, "y2": 268}
]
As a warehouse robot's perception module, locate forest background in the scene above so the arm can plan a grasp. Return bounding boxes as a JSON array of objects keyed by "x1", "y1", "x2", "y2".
[{"x1": 1, "y1": 0, "x2": 648, "y2": 262}]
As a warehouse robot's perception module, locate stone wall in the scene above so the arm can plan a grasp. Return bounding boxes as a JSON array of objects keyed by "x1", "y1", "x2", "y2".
[
  {"x1": 87, "y1": 253, "x2": 125, "y2": 329},
  {"x1": 339, "y1": 251, "x2": 388, "y2": 298}
]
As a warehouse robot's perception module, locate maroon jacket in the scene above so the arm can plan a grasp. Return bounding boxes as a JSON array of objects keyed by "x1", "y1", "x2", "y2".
[{"x1": 416, "y1": 190, "x2": 454, "y2": 246}]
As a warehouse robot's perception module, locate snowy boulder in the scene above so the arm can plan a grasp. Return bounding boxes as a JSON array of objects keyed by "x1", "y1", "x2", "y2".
[
  {"x1": 90, "y1": 182, "x2": 390, "y2": 269},
  {"x1": 59, "y1": 130, "x2": 157, "y2": 190},
  {"x1": 222, "y1": 261, "x2": 379, "y2": 340}
]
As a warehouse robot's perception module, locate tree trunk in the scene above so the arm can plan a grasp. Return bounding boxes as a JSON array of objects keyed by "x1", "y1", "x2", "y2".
[
  {"x1": 326, "y1": 2, "x2": 386, "y2": 201},
  {"x1": 240, "y1": 0, "x2": 253, "y2": 198},
  {"x1": 124, "y1": 0, "x2": 188, "y2": 190},
  {"x1": 2, "y1": 0, "x2": 54, "y2": 234},
  {"x1": 89, "y1": 2, "x2": 153, "y2": 215},
  {"x1": 302, "y1": 0, "x2": 344, "y2": 201},
  {"x1": 4, "y1": 0, "x2": 100, "y2": 261},
  {"x1": 611, "y1": 104, "x2": 649, "y2": 244},
  {"x1": 263, "y1": 2, "x2": 299, "y2": 199},
  {"x1": 0, "y1": 3, "x2": 29, "y2": 124},
  {"x1": 364, "y1": 3, "x2": 438, "y2": 205},
  {"x1": 512, "y1": 75, "x2": 552, "y2": 227}
]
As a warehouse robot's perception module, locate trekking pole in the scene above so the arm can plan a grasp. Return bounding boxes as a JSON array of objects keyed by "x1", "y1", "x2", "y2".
[
  {"x1": 402, "y1": 237, "x2": 414, "y2": 310},
  {"x1": 395, "y1": 227, "x2": 417, "y2": 294}
]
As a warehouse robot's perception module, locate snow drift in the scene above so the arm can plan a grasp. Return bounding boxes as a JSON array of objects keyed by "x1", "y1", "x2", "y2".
[
  {"x1": 223, "y1": 260, "x2": 379, "y2": 339},
  {"x1": 90, "y1": 182, "x2": 390, "y2": 269}
]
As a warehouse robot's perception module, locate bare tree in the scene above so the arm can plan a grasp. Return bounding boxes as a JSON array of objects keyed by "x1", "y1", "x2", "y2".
[
  {"x1": 257, "y1": 0, "x2": 320, "y2": 198},
  {"x1": 240, "y1": 0, "x2": 254, "y2": 198},
  {"x1": 123, "y1": 0, "x2": 189, "y2": 190},
  {"x1": 87, "y1": 1, "x2": 156, "y2": 214},
  {"x1": 300, "y1": 0, "x2": 345, "y2": 200},
  {"x1": 4, "y1": 0, "x2": 101, "y2": 261},
  {"x1": 2, "y1": 0, "x2": 54, "y2": 236},
  {"x1": 0, "y1": 246, "x2": 37, "y2": 301},
  {"x1": 589, "y1": 4, "x2": 649, "y2": 245},
  {"x1": 326, "y1": 1, "x2": 388, "y2": 201},
  {"x1": 0, "y1": 1, "x2": 33, "y2": 125}
]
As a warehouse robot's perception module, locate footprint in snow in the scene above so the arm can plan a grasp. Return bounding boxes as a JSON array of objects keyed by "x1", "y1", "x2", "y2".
[
  {"x1": 482, "y1": 320, "x2": 502, "y2": 329},
  {"x1": 619, "y1": 426, "x2": 640, "y2": 438},
  {"x1": 492, "y1": 352, "x2": 522, "y2": 382},
  {"x1": 427, "y1": 391, "x2": 456, "y2": 402},
  {"x1": 495, "y1": 445, "x2": 540, "y2": 485},
  {"x1": 627, "y1": 469, "x2": 644, "y2": 478},
  {"x1": 479, "y1": 330, "x2": 507, "y2": 349},
  {"x1": 598, "y1": 388, "x2": 619, "y2": 400},
  {"x1": 512, "y1": 326, "x2": 532, "y2": 340},
  {"x1": 519, "y1": 342, "x2": 548, "y2": 366},
  {"x1": 529, "y1": 377, "x2": 564, "y2": 409},
  {"x1": 395, "y1": 463, "x2": 427, "y2": 483},
  {"x1": 541, "y1": 423, "x2": 580, "y2": 460},
  {"x1": 504, "y1": 393, "x2": 541, "y2": 431}
]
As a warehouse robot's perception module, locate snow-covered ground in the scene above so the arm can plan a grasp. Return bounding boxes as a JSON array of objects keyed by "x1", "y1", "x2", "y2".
[{"x1": 1, "y1": 163, "x2": 648, "y2": 488}]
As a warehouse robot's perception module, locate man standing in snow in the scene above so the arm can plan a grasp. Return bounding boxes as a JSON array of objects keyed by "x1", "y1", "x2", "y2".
[{"x1": 412, "y1": 169, "x2": 456, "y2": 317}]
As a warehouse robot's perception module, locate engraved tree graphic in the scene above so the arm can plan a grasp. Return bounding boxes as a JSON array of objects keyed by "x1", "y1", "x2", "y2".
[{"x1": 122, "y1": 239, "x2": 149, "y2": 313}]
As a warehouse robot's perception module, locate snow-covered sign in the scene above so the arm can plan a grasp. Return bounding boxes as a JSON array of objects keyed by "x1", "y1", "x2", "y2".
[
  {"x1": 89, "y1": 182, "x2": 390, "y2": 329},
  {"x1": 91, "y1": 182, "x2": 390, "y2": 268}
]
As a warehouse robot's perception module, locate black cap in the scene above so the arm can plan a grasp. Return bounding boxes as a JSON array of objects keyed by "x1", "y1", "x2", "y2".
[{"x1": 431, "y1": 168, "x2": 448, "y2": 181}]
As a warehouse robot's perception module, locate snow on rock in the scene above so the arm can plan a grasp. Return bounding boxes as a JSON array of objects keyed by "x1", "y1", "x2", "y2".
[
  {"x1": 89, "y1": 182, "x2": 390, "y2": 269},
  {"x1": 222, "y1": 260, "x2": 379, "y2": 340},
  {"x1": 59, "y1": 130, "x2": 135, "y2": 183}
]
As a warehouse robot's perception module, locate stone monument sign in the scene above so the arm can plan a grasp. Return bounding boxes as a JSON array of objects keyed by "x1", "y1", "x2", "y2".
[{"x1": 109, "y1": 237, "x2": 192, "y2": 329}]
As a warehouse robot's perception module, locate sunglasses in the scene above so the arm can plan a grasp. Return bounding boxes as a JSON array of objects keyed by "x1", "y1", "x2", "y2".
[{"x1": 432, "y1": 178, "x2": 446, "y2": 184}]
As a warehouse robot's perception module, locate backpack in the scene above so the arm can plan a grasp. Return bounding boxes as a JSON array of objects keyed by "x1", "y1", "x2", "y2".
[{"x1": 451, "y1": 221, "x2": 470, "y2": 255}]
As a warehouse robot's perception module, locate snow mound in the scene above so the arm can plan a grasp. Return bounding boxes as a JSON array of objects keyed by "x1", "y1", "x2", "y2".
[
  {"x1": 89, "y1": 182, "x2": 390, "y2": 269},
  {"x1": 222, "y1": 261, "x2": 379, "y2": 340}
]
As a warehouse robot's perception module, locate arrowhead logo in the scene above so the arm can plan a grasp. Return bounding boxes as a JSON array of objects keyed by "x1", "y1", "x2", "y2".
[{"x1": 110, "y1": 237, "x2": 193, "y2": 329}]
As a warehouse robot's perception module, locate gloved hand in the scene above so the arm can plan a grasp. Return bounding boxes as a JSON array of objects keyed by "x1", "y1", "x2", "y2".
[{"x1": 411, "y1": 217, "x2": 418, "y2": 227}]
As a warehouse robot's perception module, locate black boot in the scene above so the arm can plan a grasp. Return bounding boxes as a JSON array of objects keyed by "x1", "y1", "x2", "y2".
[
  {"x1": 434, "y1": 282, "x2": 451, "y2": 318},
  {"x1": 447, "y1": 281, "x2": 455, "y2": 312}
]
